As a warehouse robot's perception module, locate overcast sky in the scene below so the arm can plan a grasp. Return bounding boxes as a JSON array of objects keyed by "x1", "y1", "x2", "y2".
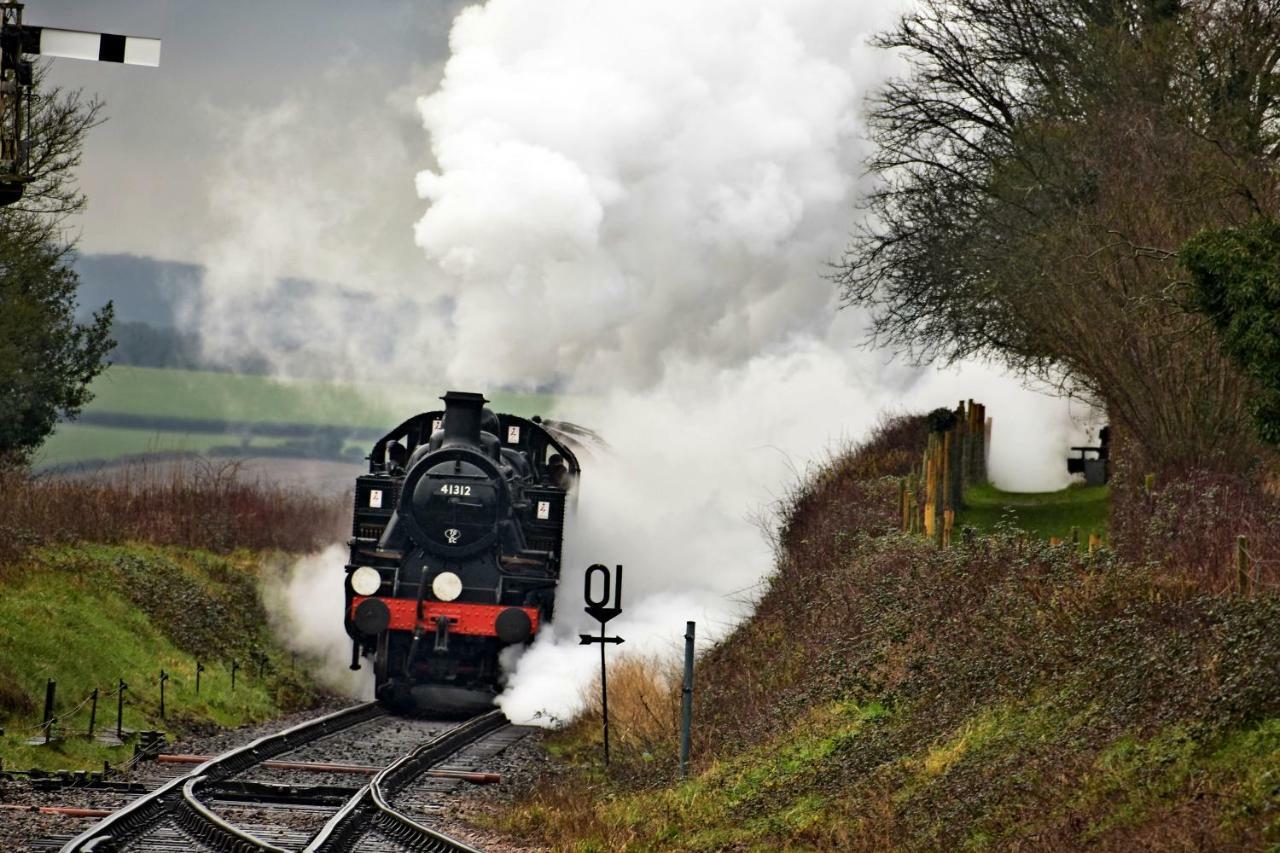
[{"x1": 36, "y1": 1, "x2": 466, "y2": 266}]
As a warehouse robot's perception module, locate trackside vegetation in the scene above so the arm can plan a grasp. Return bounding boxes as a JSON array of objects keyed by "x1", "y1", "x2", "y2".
[
  {"x1": 957, "y1": 482, "x2": 1110, "y2": 545},
  {"x1": 0, "y1": 462, "x2": 350, "y2": 771},
  {"x1": 0, "y1": 544, "x2": 322, "y2": 771},
  {"x1": 492, "y1": 415, "x2": 1280, "y2": 851}
]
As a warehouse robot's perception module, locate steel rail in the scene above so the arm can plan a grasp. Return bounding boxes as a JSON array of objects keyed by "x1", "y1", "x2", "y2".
[
  {"x1": 303, "y1": 709, "x2": 507, "y2": 853},
  {"x1": 60, "y1": 701, "x2": 384, "y2": 853},
  {"x1": 175, "y1": 775, "x2": 290, "y2": 853}
]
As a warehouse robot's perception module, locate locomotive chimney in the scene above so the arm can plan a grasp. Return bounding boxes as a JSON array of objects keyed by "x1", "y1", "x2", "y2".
[{"x1": 440, "y1": 391, "x2": 488, "y2": 448}]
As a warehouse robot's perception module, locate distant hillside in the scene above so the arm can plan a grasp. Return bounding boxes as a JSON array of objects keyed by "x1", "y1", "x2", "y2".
[
  {"x1": 71, "y1": 252, "x2": 360, "y2": 374},
  {"x1": 73, "y1": 253, "x2": 200, "y2": 328}
]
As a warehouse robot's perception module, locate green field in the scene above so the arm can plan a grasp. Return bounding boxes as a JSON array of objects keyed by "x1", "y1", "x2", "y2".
[
  {"x1": 36, "y1": 423, "x2": 291, "y2": 467},
  {"x1": 38, "y1": 366, "x2": 559, "y2": 467},
  {"x1": 957, "y1": 482, "x2": 1110, "y2": 544},
  {"x1": 80, "y1": 366, "x2": 556, "y2": 427}
]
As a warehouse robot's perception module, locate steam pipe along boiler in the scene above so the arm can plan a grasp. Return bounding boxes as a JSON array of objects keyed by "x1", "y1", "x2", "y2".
[{"x1": 344, "y1": 391, "x2": 579, "y2": 716}]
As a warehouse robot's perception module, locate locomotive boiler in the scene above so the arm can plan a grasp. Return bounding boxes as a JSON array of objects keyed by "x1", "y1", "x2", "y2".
[{"x1": 343, "y1": 391, "x2": 579, "y2": 715}]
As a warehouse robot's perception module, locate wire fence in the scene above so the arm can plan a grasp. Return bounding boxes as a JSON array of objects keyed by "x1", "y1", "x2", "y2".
[{"x1": 11, "y1": 653, "x2": 281, "y2": 750}]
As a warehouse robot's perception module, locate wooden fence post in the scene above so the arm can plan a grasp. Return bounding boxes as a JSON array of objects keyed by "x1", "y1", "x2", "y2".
[
  {"x1": 899, "y1": 478, "x2": 908, "y2": 532},
  {"x1": 907, "y1": 399, "x2": 988, "y2": 543},
  {"x1": 941, "y1": 429, "x2": 952, "y2": 514},
  {"x1": 983, "y1": 410, "x2": 992, "y2": 483},
  {"x1": 924, "y1": 437, "x2": 937, "y2": 539},
  {"x1": 1236, "y1": 535, "x2": 1251, "y2": 596}
]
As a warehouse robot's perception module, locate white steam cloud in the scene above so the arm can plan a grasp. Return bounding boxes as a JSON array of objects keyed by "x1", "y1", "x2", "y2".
[
  {"x1": 407, "y1": 1, "x2": 1096, "y2": 722},
  {"x1": 184, "y1": 2, "x2": 1100, "y2": 721},
  {"x1": 497, "y1": 351, "x2": 1095, "y2": 722},
  {"x1": 412, "y1": 1, "x2": 907, "y2": 388},
  {"x1": 260, "y1": 546, "x2": 374, "y2": 699}
]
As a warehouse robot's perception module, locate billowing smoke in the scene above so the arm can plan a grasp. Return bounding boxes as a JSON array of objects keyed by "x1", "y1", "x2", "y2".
[
  {"x1": 260, "y1": 546, "x2": 374, "y2": 699},
  {"x1": 412, "y1": 1, "x2": 909, "y2": 389},
  {"x1": 184, "y1": 2, "x2": 1100, "y2": 721},
  {"x1": 497, "y1": 351, "x2": 1093, "y2": 722},
  {"x1": 406, "y1": 1, "x2": 1095, "y2": 721}
]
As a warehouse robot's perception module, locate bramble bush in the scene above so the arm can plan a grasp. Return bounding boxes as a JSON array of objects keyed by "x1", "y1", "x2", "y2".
[{"x1": 503, "y1": 413, "x2": 1280, "y2": 851}]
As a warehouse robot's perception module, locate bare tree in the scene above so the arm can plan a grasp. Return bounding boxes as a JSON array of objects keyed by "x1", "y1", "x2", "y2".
[{"x1": 838, "y1": 0, "x2": 1280, "y2": 472}]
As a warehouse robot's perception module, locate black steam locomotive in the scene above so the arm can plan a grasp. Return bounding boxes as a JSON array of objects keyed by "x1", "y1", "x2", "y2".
[{"x1": 343, "y1": 391, "x2": 579, "y2": 715}]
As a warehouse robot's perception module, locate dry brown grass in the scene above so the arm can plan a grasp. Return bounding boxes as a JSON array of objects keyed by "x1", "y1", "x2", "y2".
[
  {"x1": 1110, "y1": 459, "x2": 1280, "y2": 595},
  {"x1": 497, "y1": 409, "x2": 1279, "y2": 851},
  {"x1": 571, "y1": 654, "x2": 682, "y2": 759},
  {"x1": 0, "y1": 458, "x2": 349, "y2": 566}
]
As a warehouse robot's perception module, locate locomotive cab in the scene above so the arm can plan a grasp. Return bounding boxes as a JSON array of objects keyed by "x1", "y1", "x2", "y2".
[{"x1": 344, "y1": 391, "x2": 579, "y2": 716}]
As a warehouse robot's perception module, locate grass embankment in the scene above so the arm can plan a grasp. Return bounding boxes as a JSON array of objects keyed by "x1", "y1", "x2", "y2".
[
  {"x1": 0, "y1": 463, "x2": 349, "y2": 771},
  {"x1": 37, "y1": 366, "x2": 558, "y2": 466},
  {"x1": 0, "y1": 544, "x2": 320, "y2": 771},
  {"x1": 496, "y1": 417, "x2": 1279, "y2": 850},
  {"x1": 958, "y1": 481, "x2": 1110, "y2": 544}
]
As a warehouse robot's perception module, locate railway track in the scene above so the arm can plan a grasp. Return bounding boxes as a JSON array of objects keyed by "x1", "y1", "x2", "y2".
[{"x1": 47, "y1": 704, "x2": 520, "y2": 853}]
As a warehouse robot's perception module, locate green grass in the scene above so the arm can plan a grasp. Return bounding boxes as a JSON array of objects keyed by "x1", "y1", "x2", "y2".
[
  {"x1": 80, "y1": 366, "x2": 557, "y2": 428},
  {"x1": 957, "y1": 482, "x2": 1110, "y2": 544},
  {"x1": 502, "y1": 695, "x2": 1280, "y2": 851},
  {"x1": 501, "y1": 700, "x2": 892, "y2": 851},
  {"x1": 35, "y1": 366, "x2": 561, "y2": 466},
  {"x1": 0, "y1": 544, "x2": 321, "y2": 771},
  {"x1": 35, "y1": 423, "x2": 290, "y2": 466}
]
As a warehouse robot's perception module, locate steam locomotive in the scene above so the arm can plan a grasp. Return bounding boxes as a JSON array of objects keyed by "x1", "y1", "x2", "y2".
[{"x1": 343, "y1": 391, "x2": 579, "y2": 715}]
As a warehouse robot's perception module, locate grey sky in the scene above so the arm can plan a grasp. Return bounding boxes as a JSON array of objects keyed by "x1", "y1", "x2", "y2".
[{"x1": 35, "y1": 1, "x2": 465, "y2": 264}]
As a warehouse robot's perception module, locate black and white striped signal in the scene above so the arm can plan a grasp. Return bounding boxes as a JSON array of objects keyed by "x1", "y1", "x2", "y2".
[
  {"x1": 20, "y1": 26, "x2": 161, "y2": 67},
  {"x1": 0, "y1": 1, "x2": 161, "y2": 205}
]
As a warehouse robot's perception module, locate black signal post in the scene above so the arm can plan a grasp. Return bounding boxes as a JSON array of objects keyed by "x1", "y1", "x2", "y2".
[{"x1": 579, "y1": 563, "x2": 624, "y2": 765}]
